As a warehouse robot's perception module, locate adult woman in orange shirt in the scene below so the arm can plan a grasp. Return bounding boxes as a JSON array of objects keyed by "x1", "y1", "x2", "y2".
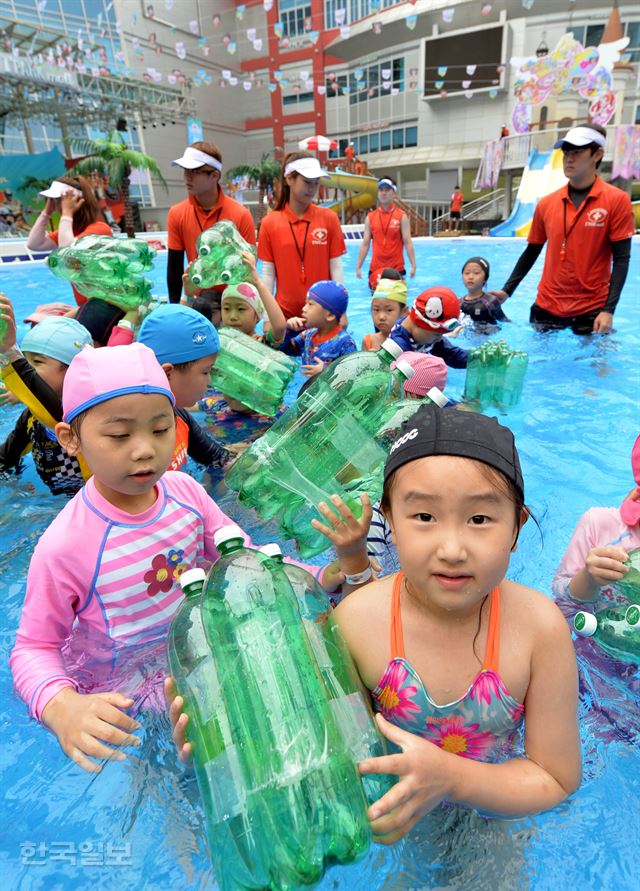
[
  {"x1": 26, "y1": 175, "x2": 112, "y2": 306},
  {"x1": 257, "y1": 152, "x2": 346, "y2": 319}
]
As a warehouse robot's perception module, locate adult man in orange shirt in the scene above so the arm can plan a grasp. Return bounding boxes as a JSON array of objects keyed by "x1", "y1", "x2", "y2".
[
  {"x1": 355, "y1": 177, "x2": 416, "y2": 290},
  {"x1": 167, "y1": 142, "x2": 256, "y2": 304},
  {"x1": 494, "y1": 124, "x2": 634, "y2": 335}
]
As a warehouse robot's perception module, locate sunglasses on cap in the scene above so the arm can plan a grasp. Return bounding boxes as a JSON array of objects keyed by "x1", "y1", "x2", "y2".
[{"x1": 412, "y1": 305, "x2": 460, "y2": 332}]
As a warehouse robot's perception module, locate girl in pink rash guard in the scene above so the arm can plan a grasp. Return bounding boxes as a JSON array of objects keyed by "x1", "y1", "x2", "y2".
[
  {"x1": 552, "y1": 433, "x2": 640, "y2": 603},
  {"x1": 10, "y1": 342, "x2": 370, "y2": 773}
]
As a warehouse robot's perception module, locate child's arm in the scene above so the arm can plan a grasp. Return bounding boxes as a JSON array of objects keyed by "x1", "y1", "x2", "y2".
[
  {"x1": 359, "y1": 597, "x2": 580, "y2": 842},
  {"x1": 242, "y1": 250, "x2": 286, "y2": 344},
  {"x1": 179, "y1": 408, "x2": 233, "y2": 468},
  {"x1": 553, "y1": 508, "x2": 630, "y2": 601},
  {"x1": 0, "y1": 408, "x2": 32, "y2": 473}
]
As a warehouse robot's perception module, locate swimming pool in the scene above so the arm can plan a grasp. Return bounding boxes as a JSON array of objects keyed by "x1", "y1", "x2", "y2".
[{"x1": 1, "y1": 238, "x2": 639, "y2": 889}]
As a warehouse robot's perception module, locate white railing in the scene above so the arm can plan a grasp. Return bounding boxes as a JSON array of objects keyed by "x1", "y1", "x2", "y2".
[{"x1": 501, "y1": 124, "x2": 618, "y2": 167}]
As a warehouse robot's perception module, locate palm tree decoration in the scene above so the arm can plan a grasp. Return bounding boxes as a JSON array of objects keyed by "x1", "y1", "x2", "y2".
[
  {"x1": 226, "y1": 153, "x2": 281, "y2": 224},
  {"x1": 69, "y1": 131, "x2": 167, "y2": 237}
]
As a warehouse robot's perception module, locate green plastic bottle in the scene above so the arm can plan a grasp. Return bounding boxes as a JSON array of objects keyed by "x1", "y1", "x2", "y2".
[
  {"x1": 200, "y1": 527, "x2": 371, "y2": 889},
  {"x1": 211, "y1": 326, "x2": 297, "y2": 416},
  {"x1": 573, "y1": 605, "x2": 640, "y2": 663},
  {"x1": 614, "y1": 548, "x2": 640, "y2": 604},
  {"x1": 47, "y1": 235, "x2": 155, "y2": 311},
  {"x1": 189, "y1": 220, "x2": 258, "y2": 289},
  {"x1": 225, "y1": 339, "x2": 416, "y2": 557},
  {"x1": 463, "y1": 340, "x2": 528, "y2": 408},
  {"x1": 261, "y1": 544, "x2": 394, "y2": 804}
]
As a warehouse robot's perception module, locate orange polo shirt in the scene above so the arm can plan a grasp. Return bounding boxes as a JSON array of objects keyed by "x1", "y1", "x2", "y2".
[
  {"x1": 450, "y1": 191, "x2": 464, "y2": 213},
  {"x1": 367, "y1": 206, "x2": 406, "y2": 273},
  {"x1": 528, "y1": 176, "x2": 635, "y2": 317},
  {"x1": 167, "y1": 190, "x2": 256, "y2": 263},
  {"x1": 49, "y1": 221, "x2": 113, "y2": 306},
  {"x1": 258, "y1": 203, "x2": 346, "y2": 318}
]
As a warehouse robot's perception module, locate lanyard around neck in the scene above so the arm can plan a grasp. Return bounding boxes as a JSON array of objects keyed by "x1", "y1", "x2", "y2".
[
  {"x1": 560, "y1": 190, "x2": 592, "y2": 261},
  {"x1": 288, "y1": 219, "x2": 310, "y2": 284},
  {"x1": 193, "y1": 200, "x2": 222, "y2": 232}
]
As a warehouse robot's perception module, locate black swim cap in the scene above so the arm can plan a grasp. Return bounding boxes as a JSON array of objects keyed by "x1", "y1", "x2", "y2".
[
  {"x1": 384, "y1": 404, "x2": 524, "y2": 501},
  {"x1": 462, "y1": 256, "x2": 490, "y2": 281}
]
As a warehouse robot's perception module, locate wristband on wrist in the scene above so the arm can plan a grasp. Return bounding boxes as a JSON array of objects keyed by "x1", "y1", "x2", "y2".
[
  {"x1": 117, "y1": 319, "x2": 134, "y2": 331},
  {"x1": 60, "y1": 215, "x2": 74, "y2": 222},
  {"x1": 343, "y1": 563, "x2": 374, "y2": 586},
  {"x1": 40, "y1": 211, "x2": 51, "y2": 219}
]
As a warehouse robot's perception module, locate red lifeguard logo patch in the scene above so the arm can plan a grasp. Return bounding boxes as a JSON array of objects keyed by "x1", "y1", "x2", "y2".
[
  {"x1": 311, "y1": 227, "x2": 328, "y2": 245},
  {"x1": 585, "y1": 207, "x2": 608, "y2": 227}
]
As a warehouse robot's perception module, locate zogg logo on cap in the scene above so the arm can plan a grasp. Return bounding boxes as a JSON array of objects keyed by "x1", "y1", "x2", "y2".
[{"x1": 390, "y1": 427, "x2": 418, "y2": 455}]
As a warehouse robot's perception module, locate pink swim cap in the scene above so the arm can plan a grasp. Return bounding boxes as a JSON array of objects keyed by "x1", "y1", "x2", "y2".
[
  {"x1": 620, "y1": 434, "x2": 640, "y2": 526},
  {"x1": 392, "y1": 352, "x2": 447, "y2": 397},
  {"x1": 62, "y1": 342, "x2": 175, "y2": 423}
]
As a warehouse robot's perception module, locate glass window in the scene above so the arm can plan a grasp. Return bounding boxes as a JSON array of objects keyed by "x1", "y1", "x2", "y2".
[
  {"x1": 369, "y1": 132, "x2": 378, "y2": 152},
  {"x1": 280, "y1": 0, "x2": 312, "y2": 37},
  {"x1": 392, "y1": 128, "x2": 404, "y2": 149},
  {"x1": 405, "y1": 126, "x2": 417, "y2": 147},
  {"x1": 585, "y1": 24, "x2": 605, "y2": 47},
  {"x1": 359, "y1": 135, "x2": 368, "y2": 154},
  {"x1": 380, "y1": 130, "x2": 391, "y2": 151}
]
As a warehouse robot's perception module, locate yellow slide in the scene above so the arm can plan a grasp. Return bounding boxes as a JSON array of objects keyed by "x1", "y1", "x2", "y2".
[
  {"x1": 321, "y1": 171, "x2": 378, "y2": 215},
  {"x1": 515, "y1": 149, "x2": 566, "y2": 238}
]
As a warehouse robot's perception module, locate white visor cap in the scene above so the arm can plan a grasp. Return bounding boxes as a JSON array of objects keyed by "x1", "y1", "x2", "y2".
[
  {"x1": 172, "y1": 146, "x2": 223, "y2": 171},
  {"x1": 284, "y1": 157, "x2": 331, "y2": 180},
  {"x1": 554, "y1": 126, "x2": 606, "y2": 149},
  {"x1": 39, "y1": 180, "x2": 82, "y2": 199}
]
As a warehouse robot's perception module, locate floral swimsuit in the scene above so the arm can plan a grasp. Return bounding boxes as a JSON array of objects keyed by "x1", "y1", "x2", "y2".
[{"x1": 372, "y1": 572, "x2": 525, "y2": 762}]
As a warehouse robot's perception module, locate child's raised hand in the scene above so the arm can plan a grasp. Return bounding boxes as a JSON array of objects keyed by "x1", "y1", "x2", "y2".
[
  {"x1": 241, "y1": 250, "x2": 260, "y2": 283},
  {"x1": 585, "y1": 545, "x2": 630, "y2": 588},
  {"x1": 42, "y1": 686, "x2": 141, "y2": 773},
  {"x1": 311, "y1": 493, "x2": 372, "y2": 560},
  {"x1": 164, "y1": 676, "x2": 192, "y2": 764},
  {"x1": 359, "y1": 713, "x2": 454, "y2": 844},
  {"x1": 301, "y1": 356, "x2": 324, "y2": 378},
  {"x1": 286, "y1": 316, "x2": 306, "y2": 332},
  {"x1": 182, "y1": 264, "x2": 200, "y2": 298},
  {"x1": 0, "y1": 293, "x2": 18, "y2": 354}
]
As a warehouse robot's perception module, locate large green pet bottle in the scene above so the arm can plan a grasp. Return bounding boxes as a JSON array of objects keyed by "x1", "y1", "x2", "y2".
[{"x1": 574, "y1": 605, "x2": 640, "y2": 663}]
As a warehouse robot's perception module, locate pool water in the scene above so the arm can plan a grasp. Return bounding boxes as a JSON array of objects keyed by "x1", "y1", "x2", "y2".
[{"x1": 1, "y1": 238, "x2": 639, "y2": 889}]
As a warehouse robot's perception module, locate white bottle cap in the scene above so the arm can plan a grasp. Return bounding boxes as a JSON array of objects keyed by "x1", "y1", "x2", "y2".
[
  {"x1": 573, "y1": 611, "x2": 597, "y2": 637},
  {"x1": 260, "y1": 543, "x2": 283, "y2": 558},
  {"x1": 394, "y1": 359, "x2": 415, "y2": 380},
  {"x1": 180, "y1": 568, "x2": 206, "y2": 590},
  {"x1": 426, "y1": 387, "x2": 448, "y2": 408},
  {"x1": 213, "y1": 524, "x2": 245, "y2": 549},
  {"x1": 380, "y1": 338, "x2": 403, "y2": 359}
]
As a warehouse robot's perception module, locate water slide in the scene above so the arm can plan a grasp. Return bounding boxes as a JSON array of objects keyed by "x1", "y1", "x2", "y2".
[
  {"x1": 490, "y1": 148, "x2": 566, "y2": 237},
  {"x1": 320, "y1": 170, "x2": 378, "y2": 215}
]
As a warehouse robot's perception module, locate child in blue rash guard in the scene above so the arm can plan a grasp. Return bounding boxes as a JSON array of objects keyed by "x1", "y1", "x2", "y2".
[
  {"x1": 388, "y1": 287, "x2": 468, "y2": 369},
  {"x1": 283, "y1": 280, "x2": 357, "y2": 380},
  {"x1": 460, "y1": 257, "x2": 508, "y2": 329}
]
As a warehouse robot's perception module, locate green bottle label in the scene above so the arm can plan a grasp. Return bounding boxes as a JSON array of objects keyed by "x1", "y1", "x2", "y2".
[
  {"x1": 573, "y1": 612, "x2": 586, "y2": 632},
  {"x1": 625, "y1": 605, "x2": 640, "y2": 627}
]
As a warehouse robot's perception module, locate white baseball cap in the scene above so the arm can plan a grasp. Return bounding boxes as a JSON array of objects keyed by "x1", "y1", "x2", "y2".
[
  {"x1": 554, "y1": 126, "x2": 606, "y2": 149},
  {"x1": 39, "y1": 180, "x2": 82, "y2": 199},
  {"x1": 284, "y1": 157, "x2": 330, "y2": 179},
  {"x1": 172, "y1": 146, "x2": 223, "y2": 171}
]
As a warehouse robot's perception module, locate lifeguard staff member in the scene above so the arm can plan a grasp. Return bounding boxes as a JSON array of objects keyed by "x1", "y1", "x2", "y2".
[
  {"x1": 355, "y1": 177, "x2": 416, "y2": 290},
  {"x1": 167, "y1": 142, "x2": 256, "y2": 303},
  {"x1": 493, "y1": 123, "x2": 634, "y2": 335}
]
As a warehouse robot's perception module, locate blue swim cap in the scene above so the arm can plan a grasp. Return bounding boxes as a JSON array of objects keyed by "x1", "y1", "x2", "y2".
[
  {"x1": 307, "y1": 281, "x2": 349, "y2": 319},
  {"x1": 138, "y1": 304, "x2": 219, "y2": 365}
]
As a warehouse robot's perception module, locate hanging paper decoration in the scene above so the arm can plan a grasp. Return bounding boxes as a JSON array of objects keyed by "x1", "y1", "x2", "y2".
[
  {"x1": 391, "y1": 87, "x2": 399, "y2": 95},
  {"x1": 372, "y1": 22, "x2": 382, "y2": 35},
  {"x1": 273, "y1": 70, "x2": 283, "y2": 81},
  {"x1": 247, "y1": 28, "x2": 256, "y2": 41},
  {"x1": 442, "y1": 7, "x2": 454, "y2": 22},
  {"x1": 268, "y1": 82, "x2": 278, "y2": 92},
  {"x1": 236, "y1": 4, "x2": 246, "y2": 19},
  {"x1": 253, "y1": 38, "x2": 263, "y2": 51},
  {"x1": 227, "y1": 41, "x2": 237, "y2": 54},
  {"x1": 410, "y1": 68, "x2": 418, "y2": 77},
  {"x1": 212, "y1": 14, "x2": 221, "y2": 27},
  {"x1": 462, "y1": 79, "x2": 471, "y2": 88},
  {"x1": 497, "y1": 65, "x2": 505, "y2": 73},
  {"x1": 165, "y1": 0, "x2": 174, "y2": 8},
  {"x1": 222, "y1": 34, "x2": 231, "y2": 46},
  {"x1": 243, "y1": 81, "x2": 252, "y2": 90},
  {"x1": 511, "y1": 31, "x2": 627, "y2": 132},
  {"x1": 382, "y1": 80, "x2": 391, "y2": 90},
  {"x1": 202, "y1": 45, "x2": 210, "y2": 56},
  {"x1": 466, "y1": 64, "x2": 477, "y2": 75},
  {"x1": 482, "y1": 3, "x2": 492, "y2": 14},
  {"x1": 409, "y1": 80, "x2": 417, "y2": 89},
  {"x1": 189, "y1": 20, "x2": 198, "y2": 34},
  {"x1": 308, "y1": 31, "x2": 320, "y2": 44},
  {"x1": 304, "y1": 16, "x2": 312, "y2": 31},
  {"x1": 521, "y1": 0, "x2": 535, "y2": 8},
  {"x1": 274, "y1": 22, "x2": 284, "y2": 38},
  {"x1": 280, "y1": 78, "x2": 289, "y2": 86},
  {"x1": 440, "y1": 90, "x2": 448, "y2": 98},
  {"x1": 342, "y1": 86, "x2": 351, "y2": 94},
  {"x1": 370, "y1": 0, "x2": 381, "y2": 10},
  {"x1": 168, "y1": 73, "x2": 177, "y2": 84},
  {"x1": 229, "y1": 76, "x2": 238, "y2": 85},
  {"x1": 340, "y1": 26, "x2": 350, "y2": 39},
  {"x1": 437, "y1": 66, "x2": 447, "y2": 77},
  {"x1": 464, "y1": 90, "x2": 474, "y2": 99},
  {"x1": 406, "y1": 15, "x2": 417, "y2": 30},
  {"x1": 435, "y1": 80, "x2": 444, "y2": 89},
  {"x1": 353, "y1": 68, "x2": 363, "y2": 80},
  {"x1": 381, "y1": 68, "x2": 391, "y2": 79},
  {"x1": 175, "y1": 41, "x2": 186, "y2": 59},
  {"x1": 612, "y1": 125, "x2": 640, "y2": 180},
  {"x1": 222, "y1": 69, "x2": 231, "y2": 80},
  {"x1": 489, "y1": 89, "x2": 498, "y2": 98},
  {"x1": 335, "y1": 8, "x2": 346, "y2": 25},
  {"x1": 327, "y1": 71, "x2": 335, "y2": 80},
  {"x1": 263, "y1": 0, "x2": 274, "y2": 10},
  {"x1": 317, "y1": 84, "x2": 326, "y2": 94}
]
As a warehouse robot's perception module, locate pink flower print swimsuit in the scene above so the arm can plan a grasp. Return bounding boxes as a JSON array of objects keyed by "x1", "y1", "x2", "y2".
[{"x1": 372, "y1": 572, "x2": 525, "y2": 763}]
